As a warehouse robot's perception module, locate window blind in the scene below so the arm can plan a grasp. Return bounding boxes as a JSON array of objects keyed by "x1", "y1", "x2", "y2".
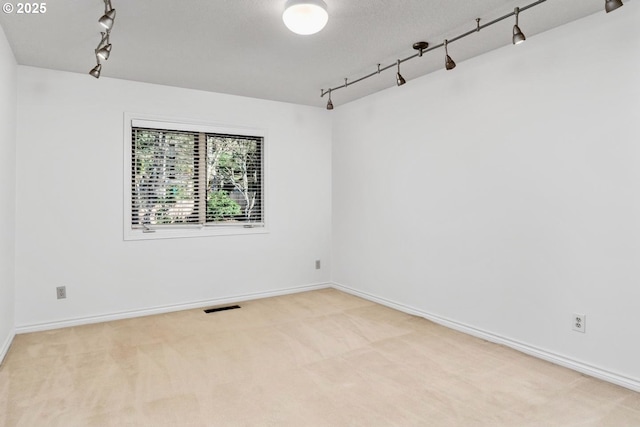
[{"x1": 131, "y1": 125, "x2": 263, "y2": 230}]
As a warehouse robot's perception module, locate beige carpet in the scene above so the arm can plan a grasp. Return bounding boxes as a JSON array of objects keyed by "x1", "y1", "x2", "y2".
[{"x1": 1, "y1": 288, "x2": 639, "y2": 426}]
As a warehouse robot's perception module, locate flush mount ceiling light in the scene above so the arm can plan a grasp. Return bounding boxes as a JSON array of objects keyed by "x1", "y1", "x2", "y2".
[
  {"x1": 283, "y1": 0, "x2": 328, "y2": 35},
  {"x1": 605, "y1": 0, "x2": 623, "y2": 13}
]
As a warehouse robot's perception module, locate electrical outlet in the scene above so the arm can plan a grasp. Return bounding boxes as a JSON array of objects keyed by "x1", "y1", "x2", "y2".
[
  {"x1": 56, "y1": 286, "x2": 66, "y2": 300},
  {"x1": 315, "y1": 260, "x2": 321, "y2": 270},
  {"x1": 572, "y1": 313, "x2": 586, "y2": 333}
]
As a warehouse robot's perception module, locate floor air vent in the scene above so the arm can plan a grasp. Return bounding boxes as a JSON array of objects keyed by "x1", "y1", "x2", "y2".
[{"x1": 204, "y1": 305, "x2": 241, "y2": 314}]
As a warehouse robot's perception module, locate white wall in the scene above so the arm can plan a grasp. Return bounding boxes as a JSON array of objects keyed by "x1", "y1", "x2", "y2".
[
  {"x1": 332, "y1": 4, "x2": 640, "y2": 386},
  {"x1": 15, "y1": 68, "x2": 332, "y2": 329},
  {"x1": 0, "y1": 24, "x2": 17, "y2": 362}
]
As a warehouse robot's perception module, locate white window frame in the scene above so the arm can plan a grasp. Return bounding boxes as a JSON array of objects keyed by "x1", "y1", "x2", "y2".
[{"x1": 123, "y1": 113, "x2": 269, "y2": 241}]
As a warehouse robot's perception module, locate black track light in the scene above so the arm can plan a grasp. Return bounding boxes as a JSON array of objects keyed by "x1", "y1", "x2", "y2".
[
  {"x1": 512, "y1": 7, "x2": 526, "y2": 45},
  {"x1": 320, "y1": 0, "x2": 614, "y2": 104},
  {"x1": 326, "y1": 89, "x2": 334, "y2": 110},
  {"x1": 396, "y1": 60, "x2": 406, "y2": 86},
  {"x1": 444, "y1": 40, "x2": 456, "y2": 71},
  {"x1": 89, "y1": 63, "x2": 102, "y2": 79},
  {"x1": 605, "y1": 0, "x2": 623, "y2": 13}
]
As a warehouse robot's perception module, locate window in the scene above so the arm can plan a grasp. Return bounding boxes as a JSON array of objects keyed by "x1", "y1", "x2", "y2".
[{"x1": 125, "y1": 116, "x2": 266, "y2": 240}]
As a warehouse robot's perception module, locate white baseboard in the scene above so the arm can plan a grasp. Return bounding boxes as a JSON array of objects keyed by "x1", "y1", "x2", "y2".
[
  {"x1": 0, "y1": 329, "x2": 15, "y2": 366},
  {"x1": 331, "y1": 282, "x2": 640, "y2": 393},
  {"x1": 15, "y1": 282, "x2": 331, "y2": 334}
]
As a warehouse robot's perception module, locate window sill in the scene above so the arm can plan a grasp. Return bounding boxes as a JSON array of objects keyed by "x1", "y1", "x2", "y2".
[{"x1": 124, "y1": 225, "x2": 269, "y2": 241}]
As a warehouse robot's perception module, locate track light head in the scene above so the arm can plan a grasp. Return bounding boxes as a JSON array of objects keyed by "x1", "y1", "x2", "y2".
[
  {"x1": 445, "y1": 55, "x2": 456, "y2": 70},
  {"x1": 444, "y1": 40, "x2": 456, "y2": 70},
  {"x1": 98, "y1": 13, "x2": 115, "y2": 30},
  {"x1": 512, "y1": 8, "x2": 526, "y2": 45},
  {"x1": 97, "y1": 43, "x2": 112, "y2": 61},
  {"x1": 512, "y1": 25, "x2": 526, "y2": 44},
  {"x1": 396, "y1": 60, "x2": 406, "y2": 86},
  {"x1": 89, "y1": 63, "x2": 102, "y2": 79},
  {"x1": 326, "y1": 98, "x2": 334, "y2": 110},
  {"x1": 99, "y1": 2, "x2": 116, "y2": 30},
  {"x1": 283, "y1": 0, "x2": 328, "y2": 35},
  {"x1": 605, "y1": 0, "x2": 623, "y2": 12}
]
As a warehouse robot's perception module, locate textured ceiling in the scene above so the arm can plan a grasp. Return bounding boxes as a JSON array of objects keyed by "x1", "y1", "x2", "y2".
[{"x1": 0, "y1": 0, "x2": 617, "y2": 107}]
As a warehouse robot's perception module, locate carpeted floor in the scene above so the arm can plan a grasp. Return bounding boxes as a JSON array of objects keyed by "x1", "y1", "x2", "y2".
[{"x1": 1, "y1": 288, "x2": 639, "y2": 426}]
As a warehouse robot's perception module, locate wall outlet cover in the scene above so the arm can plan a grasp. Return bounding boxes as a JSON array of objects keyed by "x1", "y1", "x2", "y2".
[{"x1": 572, "y1": 313, "x2": 586, "y2": 333}]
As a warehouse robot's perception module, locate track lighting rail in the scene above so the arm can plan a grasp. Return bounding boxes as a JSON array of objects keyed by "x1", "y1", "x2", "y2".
[
  {"x1": 320, "y1": 0, "x2": 546, "y2": 100},
  {"x1": 89, "y1": 0, "x2": 116, "y2": 79}
]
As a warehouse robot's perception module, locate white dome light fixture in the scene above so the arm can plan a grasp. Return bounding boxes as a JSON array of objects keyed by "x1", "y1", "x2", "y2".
[{"x1": 283, "y1": 0, "x2": 328, "y2": 35}]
